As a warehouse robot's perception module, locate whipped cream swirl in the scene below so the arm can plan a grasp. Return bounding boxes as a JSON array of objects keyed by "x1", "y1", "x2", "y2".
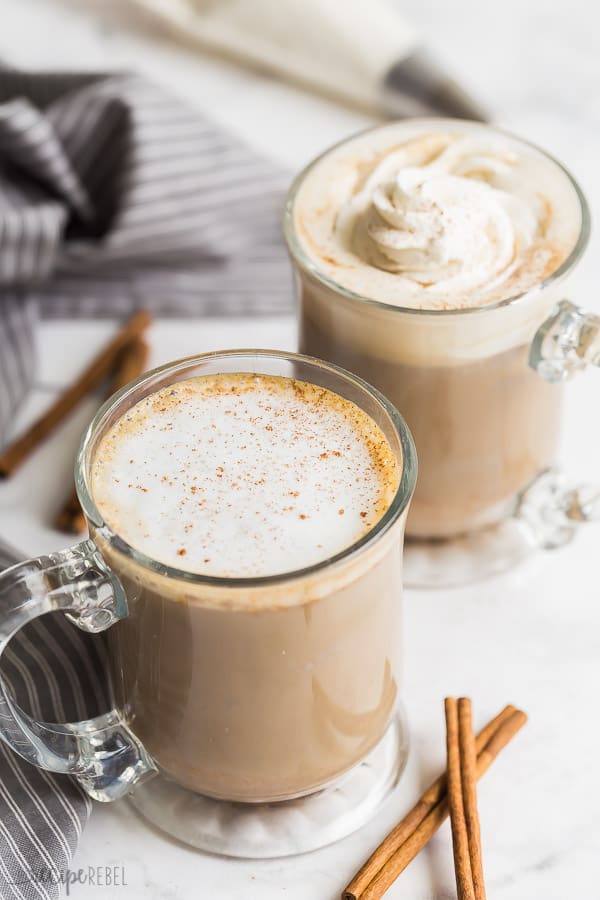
[{"x1": 336, "y1": 135, "x2": 545, "y2": 300}]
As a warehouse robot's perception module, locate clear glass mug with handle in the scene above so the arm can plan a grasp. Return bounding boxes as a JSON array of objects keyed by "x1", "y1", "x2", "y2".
[
  {"x1": 284, "y1": 120, "x2": 600, "y2": 587},
  {"x1": 0, "y1": 350, "x2": 416, "y2": 858}
]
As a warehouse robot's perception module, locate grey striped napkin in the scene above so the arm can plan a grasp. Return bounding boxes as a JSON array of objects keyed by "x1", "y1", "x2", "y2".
[
  {"x1": 0, "y1": 539, "x2": 111, "y2": 900},
  {"x1": 0, "y1": 68, "x2": 290, "y2": 442}
]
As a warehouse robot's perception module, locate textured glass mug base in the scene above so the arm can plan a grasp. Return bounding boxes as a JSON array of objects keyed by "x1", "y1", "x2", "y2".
[
  {"x1": 128, "y1": 709, "x2": 408, "y2": 858},
  {"x1": 403, "y1": 518, "x2": 536, "y2": 589}
]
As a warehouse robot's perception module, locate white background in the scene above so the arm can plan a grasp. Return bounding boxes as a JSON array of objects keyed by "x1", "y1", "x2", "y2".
[{"x1": 0, "y1": 0, "x2": 599, "y2": 897}]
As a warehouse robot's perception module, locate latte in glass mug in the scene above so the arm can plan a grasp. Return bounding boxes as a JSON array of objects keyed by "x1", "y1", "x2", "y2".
[
  {"x1": 286, "y1": 120, "x2": 585, "y2": 540},
  {"x1": 90, "y1": 369, "x2": 405, "y2": 802}
]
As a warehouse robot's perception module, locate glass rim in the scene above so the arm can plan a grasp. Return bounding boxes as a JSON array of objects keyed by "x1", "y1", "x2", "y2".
[
  {"x1": 75, "y1": 349, "x2": 417, "y2": 590},
  {"x1": 283, "y1": 118, "x2": 591, "y2": 317}
]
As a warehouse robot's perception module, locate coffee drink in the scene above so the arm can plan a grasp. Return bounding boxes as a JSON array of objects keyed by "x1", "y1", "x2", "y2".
[
  {"x1": 286, "y1": 120, "x2": 584, "y2": 538},
  {"x1": 90, "y1": 370, "x2": 409, "y2": 801}
]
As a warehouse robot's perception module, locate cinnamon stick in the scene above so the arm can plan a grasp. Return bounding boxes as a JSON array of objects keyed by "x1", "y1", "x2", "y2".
[
  {"x1": 107, "y1": 337, "x2": 151, "y2": 394},
  {"x1": 446, "y1": 697, "x2": 476, "y2": 900},
  {"x1": 343, "y1": 706, "x2": 527, "y2": 900},
  {"x1": 54, "y1": 488, "x2": 87, "y2": 536},
  {"x1": 343, "y1": 704, "x2": 514, "y2": 900},
  {"x1": 0, "y1": 310, "x2": 152, "y2": 478},
  {"x1": 458, "y1": 698, "x2": 487, "y2": 900},
  {"x1": 54, "y1": 336, "x2": 150, "y2": 534}
]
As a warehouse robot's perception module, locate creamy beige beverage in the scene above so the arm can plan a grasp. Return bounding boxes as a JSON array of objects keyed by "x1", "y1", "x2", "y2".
[
  {"x1": 287, "y1": 120, "x2": 584, "y2": 538},
  {"x1": 90, "y1": 370, "x2": 408, "y2": 801}
]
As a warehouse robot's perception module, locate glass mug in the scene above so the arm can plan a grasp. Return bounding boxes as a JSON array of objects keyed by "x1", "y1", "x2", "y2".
[
  {"x1": 0, "y1": 350, "x2": 416, "y2": 857},
  {"x1": 284, "y1": 120, "x2": 600, "y2": 587}
]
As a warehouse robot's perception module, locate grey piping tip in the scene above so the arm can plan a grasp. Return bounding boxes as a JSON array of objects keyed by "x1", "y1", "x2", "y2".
[{"x1": 382, "y1": 47, "x2": 489, "y2": 122}]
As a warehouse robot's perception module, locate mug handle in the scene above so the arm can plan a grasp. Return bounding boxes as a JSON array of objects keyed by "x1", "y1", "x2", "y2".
[
  {"x1": 0, "y1": 539, "x2": 156, "y2": 801},
  {"x1": 529, "y1": 299, "x2": 600, "y2": 382},
  {"x1": 516, "y1": 301, "x2": 600, "y2": 548}
]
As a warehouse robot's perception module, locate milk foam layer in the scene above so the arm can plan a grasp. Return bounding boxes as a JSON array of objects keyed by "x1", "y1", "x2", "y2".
[
  {"x1": 91, "y1": 373, "x2": 399, "y2": 578},
  {"x1": 293, "y1": 121, "x2": 581, "y2": 310}
]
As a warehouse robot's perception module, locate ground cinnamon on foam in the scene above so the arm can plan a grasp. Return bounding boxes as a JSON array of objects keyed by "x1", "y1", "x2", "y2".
[{"x1": 91, "y1": 373, "x2": 400, "y2": 578}]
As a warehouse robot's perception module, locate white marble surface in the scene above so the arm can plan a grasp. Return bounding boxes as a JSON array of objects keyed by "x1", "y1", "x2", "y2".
[{"x1": 1, "y1": 0, "x2": 600, "y2": 898}]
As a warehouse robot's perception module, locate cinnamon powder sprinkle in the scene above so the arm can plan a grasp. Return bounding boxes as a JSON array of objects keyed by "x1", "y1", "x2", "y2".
[{"x1": 90, "y1": 372, "x2": 401, "y2": 578}]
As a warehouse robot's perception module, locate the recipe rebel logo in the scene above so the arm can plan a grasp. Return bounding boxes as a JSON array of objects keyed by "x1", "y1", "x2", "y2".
[{"x1": 4, "y1": 865, "x2": 128, "y2": 895}]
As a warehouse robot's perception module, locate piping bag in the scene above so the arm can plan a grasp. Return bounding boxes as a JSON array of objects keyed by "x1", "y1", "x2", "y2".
[{"x1": 130, "y1": 0, "x2": 488, "y2": 121}]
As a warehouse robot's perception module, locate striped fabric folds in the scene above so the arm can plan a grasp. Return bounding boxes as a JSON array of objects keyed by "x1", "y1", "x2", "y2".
[
  {"x1": 0, "y1": 296, "x2": 36, "y2": 443},
  {"x1": 0, "y1": 539, "x2": 111, "y2": 900},
  {"x1": 0, "y1": 68, "x2": 291, "y2": 442}
]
